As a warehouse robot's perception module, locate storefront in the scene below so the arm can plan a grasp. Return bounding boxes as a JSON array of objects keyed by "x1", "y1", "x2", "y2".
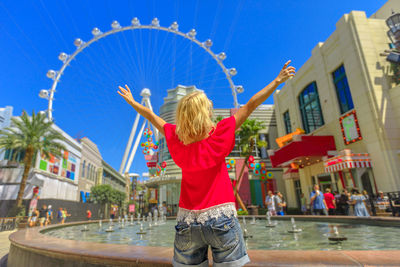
[{"x1": 323, "y1": 149, "x2": 376, "y2": 195}]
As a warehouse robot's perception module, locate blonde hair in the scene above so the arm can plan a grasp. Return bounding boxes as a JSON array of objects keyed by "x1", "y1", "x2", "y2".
[{"x1": 175, "y1": 91, "x2": 214, "y2": 145}]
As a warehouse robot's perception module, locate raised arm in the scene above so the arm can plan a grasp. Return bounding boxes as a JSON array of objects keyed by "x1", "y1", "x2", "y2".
[
  {"x1": 117, "y1": 85, "x2": 166, "y2": 135},
  {"x1": 234, "y1": 60, "x2": 295, "y2": 130}
]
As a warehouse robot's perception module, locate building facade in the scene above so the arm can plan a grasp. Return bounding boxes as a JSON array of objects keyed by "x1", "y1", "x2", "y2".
[
  {"x1": 101, "y1": 160, "x2": 126, "y2": 193},
  {"x1": 270, "y1": 4, "x2": 400, "y2": 209},
  {"x1": 78, "y1": 137, "x2": 103, "y2": 202},
  {"x1": 0, "y1": 106, "x2": 13, "y2": 161},
  {"x1": 0, "y1": 108, "x2": 126, "y2": 203},
  {"x1": 0, "y1": 122, "x2": 82, "y2": 201}
]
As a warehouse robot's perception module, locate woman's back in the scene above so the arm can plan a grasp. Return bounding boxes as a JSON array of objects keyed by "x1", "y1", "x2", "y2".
[{"x1": 163, "y1": 116, "x2": 237, "y2": 224}]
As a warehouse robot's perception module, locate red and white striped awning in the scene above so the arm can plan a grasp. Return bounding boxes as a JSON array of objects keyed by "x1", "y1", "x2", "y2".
[{"x1": 324, "y1": 150, "x2": 372, "y2": 173}]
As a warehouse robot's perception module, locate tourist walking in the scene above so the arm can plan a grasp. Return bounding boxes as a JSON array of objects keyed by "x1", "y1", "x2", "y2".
[
  {"x1": 350, "y1": 188, "x2": 370, "y2": 217},
  {"x1": 86, "y1": 209, "x2": 92, "y2": 221},
  {"x1": 38, "y1": 205, "x2": 49, "y2": 227},
  {"x1": 274, "y1": 192, "x2": 286, "y2": 216},
  {"x1": 324, "y1": 188, "x2": 336, "y2": 215},
  {"x1": 62, "y1": 208, "x2": 71, "y2": 223},
  {"x1": 57, "y1": 207, "x2": 63, "y2": 223},
  {"x1": 310, "y1": 184, "x2": 327, "y2": 215},
  {"x1": 117, "y1": 60, "x2": 295, "y2": 266},
  {"x1": 29, "y1": 208, "x2": 39, "y2": 227},
  {"x1": 265, "y1": 191, "x2": 276, "y2": 216},
  {"x1": 337, "y1": 189, "x2": 350, "y2": 215},
  {"x1": 47, "y1": 205, "x2": 53, "y2": 224}
]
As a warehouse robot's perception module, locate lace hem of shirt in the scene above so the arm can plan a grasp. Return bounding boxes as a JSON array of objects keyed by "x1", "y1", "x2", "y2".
[{"x1": 177, "y1": 202, "x2": 237, "y2": 225}]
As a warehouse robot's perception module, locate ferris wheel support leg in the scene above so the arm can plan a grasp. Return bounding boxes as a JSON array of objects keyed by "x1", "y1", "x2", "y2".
[
  {"x1": 143, "y1": 98, "x2": 159, "y2": 142},
  {"x1": 124, "y1": 119, "x2": 147, "y2": 174},
  {"x1": 119, "y1": 99, "x2": 145, "y2": 174}
]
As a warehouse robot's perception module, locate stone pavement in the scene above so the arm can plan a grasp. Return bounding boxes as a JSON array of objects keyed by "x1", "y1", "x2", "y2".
[{"x1": 0, "y1": 230, "x2": 16, "y2": 260}]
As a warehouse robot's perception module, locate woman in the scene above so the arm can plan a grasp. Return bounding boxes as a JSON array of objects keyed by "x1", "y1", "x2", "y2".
[
  {"x1": 118, "y1": 60, "x2": 295, "y2": 266},
  {"x1": 351, "y1": 188, "x2": 370, "y2": 217}
]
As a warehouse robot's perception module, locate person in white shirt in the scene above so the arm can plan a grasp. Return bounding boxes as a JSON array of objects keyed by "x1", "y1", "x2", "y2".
[{"x1": 265, "y1": 190, "x2": 276, "y2": 216}]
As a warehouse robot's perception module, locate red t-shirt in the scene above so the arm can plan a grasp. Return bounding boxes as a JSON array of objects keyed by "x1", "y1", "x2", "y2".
[
  {"x1": 87, "y1": 210, "x2": 92, "y2": 218},
  {"x1": 324, "y1": 192, "x2": 335, "y2": 209},
  {"x1": 163, "y1": 116, "x2": 236, "y2": 210}
]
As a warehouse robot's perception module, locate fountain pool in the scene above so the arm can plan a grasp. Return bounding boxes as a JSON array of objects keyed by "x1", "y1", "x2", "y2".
[{"x1": 41, "y1": 217, "x2": 400, "y2": 250}]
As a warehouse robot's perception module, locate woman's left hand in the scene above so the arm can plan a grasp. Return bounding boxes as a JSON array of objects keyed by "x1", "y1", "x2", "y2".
[{"x1": 117, "y1": 84, "x2": 136, "y2": 105}]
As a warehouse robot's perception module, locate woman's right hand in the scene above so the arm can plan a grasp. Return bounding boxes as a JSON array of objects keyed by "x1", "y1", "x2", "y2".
[{"x1": 275, "y1": 60, "x2": 296, "y2": 84}]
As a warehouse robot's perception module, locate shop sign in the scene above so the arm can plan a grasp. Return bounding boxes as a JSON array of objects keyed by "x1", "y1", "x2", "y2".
[
  {"x1": 129, "y1": 204, "x2": 135, "y2": 213},
  {"x1": 339, "y1": 111, "x2": 362, "y2": 145}
]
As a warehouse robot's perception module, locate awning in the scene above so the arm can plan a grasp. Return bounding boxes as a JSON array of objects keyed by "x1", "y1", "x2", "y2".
[
  {"x1": 282, "y1": 168, "x2": 299, "y2": 180},
  {"x1": 268, "y1": 135, "x2": 336, "y2": 168},
  {"x1": 324, "y1": 149, "x2": 372, "y2": 173}
]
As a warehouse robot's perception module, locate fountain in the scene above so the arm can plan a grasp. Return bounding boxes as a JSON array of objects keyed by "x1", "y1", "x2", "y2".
[
  {"x1": 136, "y1": 223, "x2": 147, "y2": 235},
  {"x1": 288, "y1": 217, "x2": 302, "y2": 233},
  {"x1": 130, "y1": 215, "x2": 134, "y2": 226},
  {"x1": 250, "y1": 216, "x2": 256, "y2": 225},
  {"x1": 265, "y1": 212, "x2": 276, "y2": 228},
  {"x1": 81, "y1": 225, "x2": 89, "y2": 232},
  {"x1": 242, "y1": 217, "x2": 253, "y2": 238},
  {"x1": 119, "y1": 218, "x2": 125, "y2": 229},
  {"x1": 99, "y1": 220, "x2": 102, "y2": 228},
  {"x1": 328, "y1": 226, "x2": 347, "y2": 242}
]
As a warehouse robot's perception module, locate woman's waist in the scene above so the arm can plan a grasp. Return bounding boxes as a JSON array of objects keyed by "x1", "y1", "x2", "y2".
[{"x1": 177, "y1": 202, "x2": 237, "y2": 225}]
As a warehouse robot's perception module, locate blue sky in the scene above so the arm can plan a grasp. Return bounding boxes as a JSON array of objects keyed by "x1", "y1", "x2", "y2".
[{"x1": 0, "y1": 0, "x2": 387, "y2": 178}]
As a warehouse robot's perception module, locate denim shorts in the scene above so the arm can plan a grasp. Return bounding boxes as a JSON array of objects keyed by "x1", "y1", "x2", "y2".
[{"x1": 173, "y1": 215, "x2": 250, "y2": 267}]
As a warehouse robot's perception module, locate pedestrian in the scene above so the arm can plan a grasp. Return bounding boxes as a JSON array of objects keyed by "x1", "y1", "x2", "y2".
[
  {"x1": 29, "y1": 208, "x2": 38, "y2": 227},
  {"x1": 117, "y1": 60, "x2": 295, "y2": 266},
  {"x1": 63, "y1": 208, "x2": 70, "y2": 223},
  {"x1": 310, "y1": 184, "x2": 328, "y2": 215},
  {"x1": 337, "y1": 189, "x2": 350, "y2": 215},
  {"x1": 324, "y1": 188, "x2": 336, "y2": 215},
  {"x1": 86, "y1": 209, "x2": 92, "y2": 221},
  {"x1": 274, "y1": 191, "x2": 286, "y2": 216},
  {"x1": 265, "y1": 190, "x2": 276, "y2": 216},
  {"x1": 38, "y1": 205, "x2": 48, "y2": 227},
  {"x1": 300, "y1": 193, "x2": 307, "y2": 214},
  {"x1": 47, "y1": 205, "x2": 53, "y2": 225},
  {"x1": 350, "y1": 188, "x2": 370, "y2": 217},
  {"x1": 57, "y1": 207, "x2": 63, "y2": 224}
]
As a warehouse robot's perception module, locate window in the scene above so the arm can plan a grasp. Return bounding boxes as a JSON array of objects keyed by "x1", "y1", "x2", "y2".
[
  {"x1": 257, "y1": 134, "x2": 269, "y2": 159},
  {"x1": 332, "y1": 65, "x2": 354, "y2": 114},
  {"x1": 298, "y1": 82, "x2": 324, "y2": 133},
  {"x1": 82, "y1": 161, "x2": 86, "y2": 177},
  {"x1": 283, "y1": 111, "x2": 292, "y2": 134}
]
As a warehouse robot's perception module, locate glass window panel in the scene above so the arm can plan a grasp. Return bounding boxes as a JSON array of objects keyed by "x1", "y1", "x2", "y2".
[{"x1": 332, "y1": 65, "x2": 354, "y2": 114}]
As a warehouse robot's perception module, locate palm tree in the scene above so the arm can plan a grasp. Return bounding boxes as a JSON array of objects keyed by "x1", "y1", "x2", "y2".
[
  {"x1": 0, "y1": 111, "x2": 66, "y2": 216},
  {"x1": 235, "y1": 119, "x2": 266, "y2": 212}
]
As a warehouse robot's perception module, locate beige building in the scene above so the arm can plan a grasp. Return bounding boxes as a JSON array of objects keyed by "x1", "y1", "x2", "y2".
[
  {"x1": 270, "y1": 1, "x2": 400, "y2": 209},
  {"x1": 77, "y1": 137, "x2": 103, "y2": 202}
]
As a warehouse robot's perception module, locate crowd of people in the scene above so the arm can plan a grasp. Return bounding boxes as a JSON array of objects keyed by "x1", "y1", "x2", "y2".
[
  {"x1": 302, "y1": 184, "x2": 371, "y2": 217},
  {"x1": 263, "y1": 184, "x2": 391, "y2": 217},
  {"x1": 264, "y1": 190, "x2": 287, "y2": 216},
  {"x1": 28, "y1": 205, "x2": 72, "y2": 227}
]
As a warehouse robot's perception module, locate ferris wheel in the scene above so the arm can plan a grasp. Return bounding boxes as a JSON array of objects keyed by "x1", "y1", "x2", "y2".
[{"x1": 38, "y1": 17, "x2": 244, "y2": 175}]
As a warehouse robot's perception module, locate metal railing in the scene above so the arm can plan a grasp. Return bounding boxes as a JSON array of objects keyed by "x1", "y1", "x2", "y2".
[
  {"x1": 367, "y1": 191, "x2": 400, "y2": 217},
  {"x1": 0, "y1": 217, "x2": 17, "y2": 232}
]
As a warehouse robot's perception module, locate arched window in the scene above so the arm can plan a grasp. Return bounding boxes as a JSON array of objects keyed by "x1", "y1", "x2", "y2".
[{"x1": 298, "y1": 82, "x2": 324, "y2": 133}]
